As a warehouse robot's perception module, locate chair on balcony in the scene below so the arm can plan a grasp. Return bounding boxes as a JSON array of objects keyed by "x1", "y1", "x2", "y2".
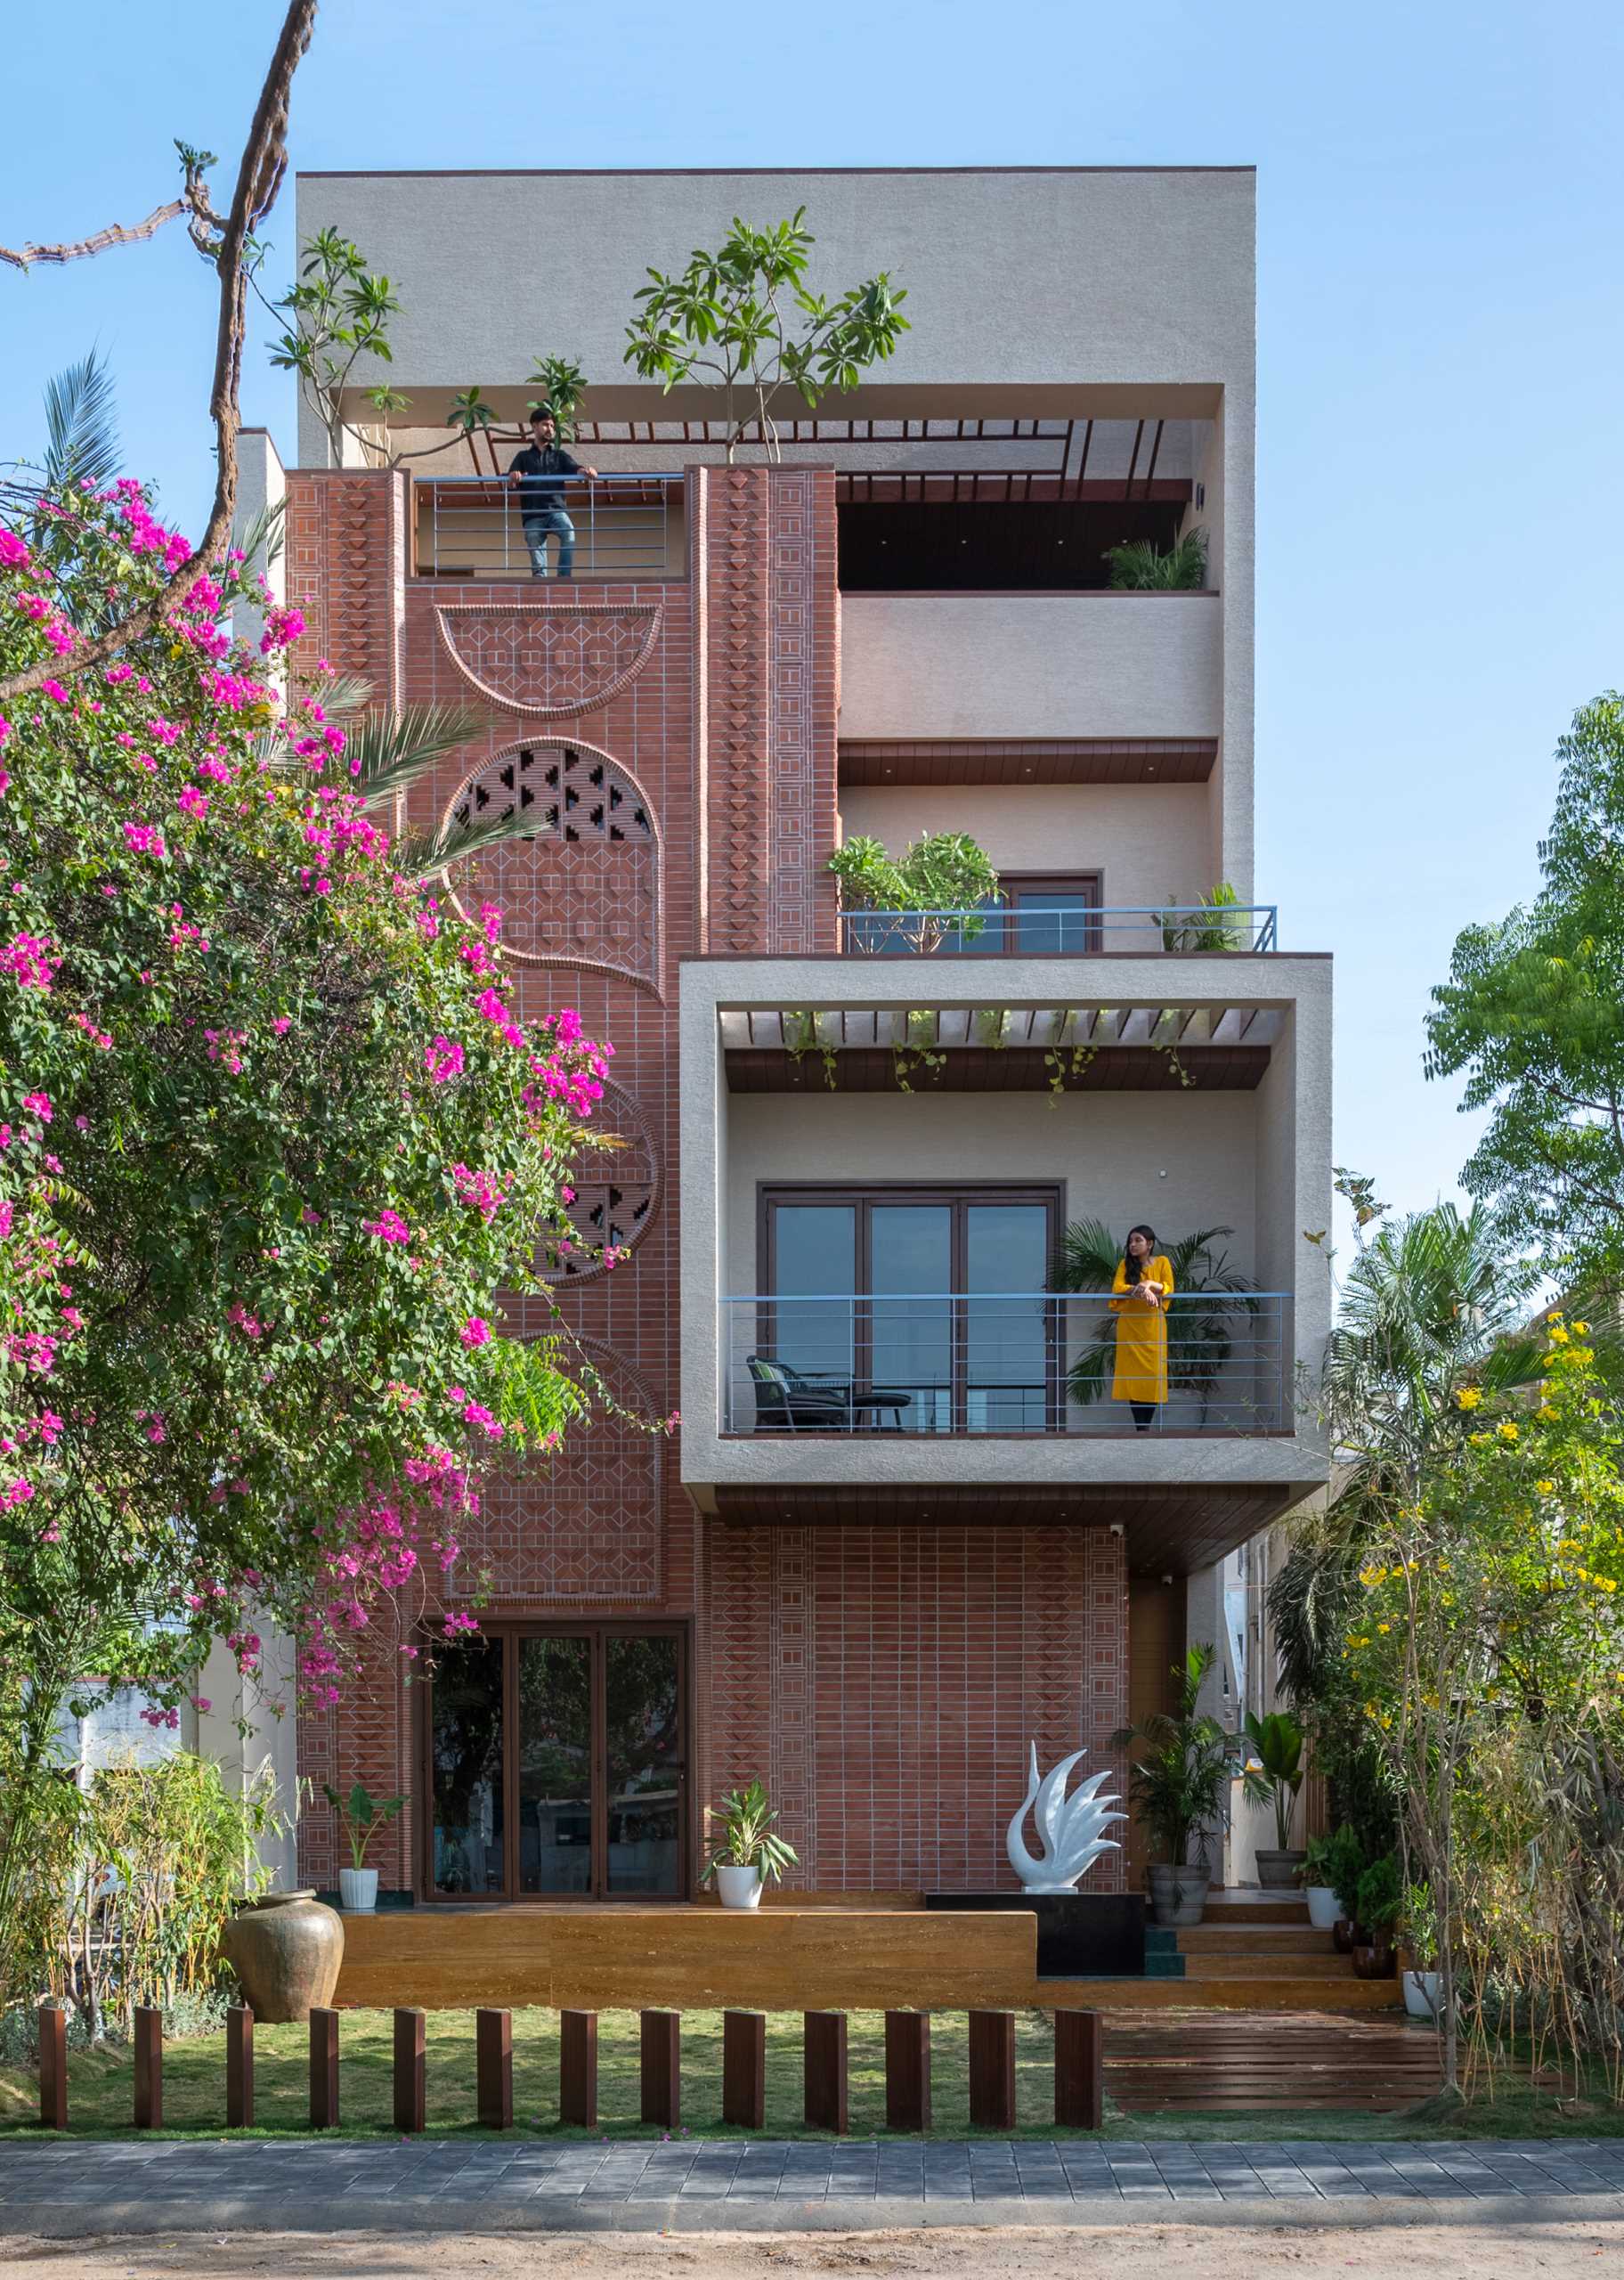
[{"x1": 745, "y1": 1356, "x2": 913, "y2": 1434}]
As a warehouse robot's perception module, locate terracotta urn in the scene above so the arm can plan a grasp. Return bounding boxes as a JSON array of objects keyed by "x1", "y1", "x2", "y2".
[{"x1": 221, "y1": 1890, "x2": 345, "y2": 2023}]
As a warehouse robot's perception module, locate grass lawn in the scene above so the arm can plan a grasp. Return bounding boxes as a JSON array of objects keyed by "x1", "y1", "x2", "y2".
[{"x1": 1, "y1": 2007, "x2": 1620, "y2": 2144}]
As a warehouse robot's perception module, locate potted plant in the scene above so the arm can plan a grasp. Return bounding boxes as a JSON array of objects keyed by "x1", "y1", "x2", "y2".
[
  {"x1": 701, "y1": 1779, "x2": 799, "y2": 1910},
  {"x1": 1241, "y1": 1709, "x2": 1305, "y2": 1885},
  {"x1": 1327, "y1": 1821, "x2": 1367, "y2": 1951},
  {"x1": 1352, "y1": 1853, "x2": 1401, "y2": 1978},
  {"x1": 1300, "y1": 1830, "x2": 1344, "y2": 1931},
  {"x1": 1401, "y1": 1881, "x2": 1442, "y2": 2019},
  {"x1": 323, "y1": 1780, "x2": 406, "y2": 1912},
  {"x1": 1114, "y1": 1643, "x2": 1237, "y2": 1927}
]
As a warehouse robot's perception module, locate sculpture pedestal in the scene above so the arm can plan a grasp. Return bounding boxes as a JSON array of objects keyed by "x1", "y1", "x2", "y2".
[{"x1": 924, "y1": 1891, "x2": 1148, "y2": 1978}]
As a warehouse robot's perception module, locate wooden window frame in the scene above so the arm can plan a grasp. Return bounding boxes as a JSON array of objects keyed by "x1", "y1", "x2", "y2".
[
  {"x1": 417, "y1": 1619, "x2": 693, "y2": 1906},
  {"x1": 758, "y1": 1184, "x2": 1065, "y2": 1433}
]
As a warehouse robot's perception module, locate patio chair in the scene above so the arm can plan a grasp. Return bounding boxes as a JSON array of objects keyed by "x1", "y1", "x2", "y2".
[{"x1": 745, "y1": 1357, "x2": 914, "y2": 1434}]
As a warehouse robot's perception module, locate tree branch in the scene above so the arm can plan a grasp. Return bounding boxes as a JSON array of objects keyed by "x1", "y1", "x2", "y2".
[
  {"x1": 0, "y1": 198, "x2": 191, "y2": 273},
  {"x1": 0, "y1": 0, "x2": 318, "y2": 704}
]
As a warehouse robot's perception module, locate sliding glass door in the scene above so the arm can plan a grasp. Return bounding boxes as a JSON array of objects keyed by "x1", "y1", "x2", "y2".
[
  {"x1": 428, "y1": 1625, "x2": 686, "y2": 1901},
  {"x1": 764, "y1": 1187, "x2": 1060, "y2": 1433}
]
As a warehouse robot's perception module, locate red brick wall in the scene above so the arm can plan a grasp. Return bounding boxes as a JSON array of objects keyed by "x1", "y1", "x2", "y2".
[
  {"x1": 288, "y1": 462, "x2": 1129, "y2": 1897},
  {"x1": 703, "y1": 1522, "x2": 1129, "y2": 1893}
]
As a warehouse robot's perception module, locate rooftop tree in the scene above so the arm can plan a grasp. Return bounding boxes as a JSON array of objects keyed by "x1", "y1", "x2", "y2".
[{"x1": 624, "y1": 208, "x2": 908, "y2": 462}]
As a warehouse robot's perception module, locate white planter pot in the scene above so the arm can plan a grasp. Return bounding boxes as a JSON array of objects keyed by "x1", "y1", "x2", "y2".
[
  {"x1": 1403, "y1": 1968, "x2": 1441, "y2": 2020},
  {"x1": 1305, "y1": 1884, "x2": 1342, "y2": 1930},
  {"x1": 716, "y1": 1864, "x2": 763, "y2": 1910},
  {"x1": 338, "y1": 1866, "x2": 378, "y2": 1913}
]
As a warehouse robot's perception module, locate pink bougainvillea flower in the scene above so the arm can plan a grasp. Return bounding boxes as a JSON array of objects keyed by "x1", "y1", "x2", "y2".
[{"x1": 459, "y1": 1316, "x2": 491, "y2": 1348}]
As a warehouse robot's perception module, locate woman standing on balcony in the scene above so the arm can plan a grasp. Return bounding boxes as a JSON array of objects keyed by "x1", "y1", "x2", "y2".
[{"x1": 1111, "y1": 1224, "x2": 1174, "y2": 1432}]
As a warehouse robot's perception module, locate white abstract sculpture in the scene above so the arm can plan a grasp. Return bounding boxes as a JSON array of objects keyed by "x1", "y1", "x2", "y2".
[{"x1": 1005, "y1": 1744, "x2": 1125, "y2": 1893}]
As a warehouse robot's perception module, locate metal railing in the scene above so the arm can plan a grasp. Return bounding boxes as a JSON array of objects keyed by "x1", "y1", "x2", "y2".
[
  {"x1": 720, "y1": 1291, "x2": 1291, "y2": 1437},
  {"x1": 415, "y1": 474, "x2": 682, "y2": 580},
  {"x1": 839, "y1": 905, "x2": 1279, "y2": 957}
]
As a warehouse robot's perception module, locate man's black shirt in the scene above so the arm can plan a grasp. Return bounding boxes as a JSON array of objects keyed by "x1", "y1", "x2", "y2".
[{"x1": 508, "y1": 442, "x2": 581, "y2": 516}]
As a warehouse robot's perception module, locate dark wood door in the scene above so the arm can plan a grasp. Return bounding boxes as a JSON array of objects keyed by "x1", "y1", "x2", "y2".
[{"x1": 1125, "y1": 1577, "x2": 1186, "y2": 1888}]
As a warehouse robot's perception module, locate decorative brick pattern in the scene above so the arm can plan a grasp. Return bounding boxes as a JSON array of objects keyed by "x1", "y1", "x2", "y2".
[
  {"x1": 434, "y1": 602, "x2": 662, "y2": 718},
  {"x1": 291, "y1": 465, "x2": 1138, "y2": 1911},
  {"x1": 444, "y1": 737, "x2": 661, "y2": 993},
  {"x1": 544, "y1": 1077, "x2": 660, "y2": 1283},
  {"x1": 703, "y1": 469, "x2": 770, "y2": 951}
]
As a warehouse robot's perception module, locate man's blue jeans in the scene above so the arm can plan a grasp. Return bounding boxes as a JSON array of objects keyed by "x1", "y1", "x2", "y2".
[{"x1": 522, "y1": 507, "x2": 575, "y2": 578}]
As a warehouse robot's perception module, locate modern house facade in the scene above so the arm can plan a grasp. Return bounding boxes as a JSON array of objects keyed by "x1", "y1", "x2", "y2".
[{"x1": 245, "y1": 164, "x2": 1332, "y2": 1910}]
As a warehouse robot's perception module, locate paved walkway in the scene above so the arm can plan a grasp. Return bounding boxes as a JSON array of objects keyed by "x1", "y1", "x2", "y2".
[{"x1": 4, "y1": 2138, "x2": 1624, "y2": 2235}]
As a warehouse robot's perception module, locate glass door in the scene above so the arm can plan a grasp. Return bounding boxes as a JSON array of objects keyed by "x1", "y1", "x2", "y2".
[
  {"x1": 868, "y1": 1202, "x2": 953, "y2": 1433},
  {"x1": 427, "y1": 1625, "x2": 687, "y2": 1901}
]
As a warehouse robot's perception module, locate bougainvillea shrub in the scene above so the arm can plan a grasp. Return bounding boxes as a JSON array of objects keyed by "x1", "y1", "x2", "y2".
[{"x1": 0, "y1": 479, "x2": 619, "y2": 1757}]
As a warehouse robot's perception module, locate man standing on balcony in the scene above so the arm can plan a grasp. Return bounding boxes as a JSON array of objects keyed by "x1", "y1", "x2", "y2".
[{"x1": 508, "y1": 408, "x2": 598, "y2": 579}]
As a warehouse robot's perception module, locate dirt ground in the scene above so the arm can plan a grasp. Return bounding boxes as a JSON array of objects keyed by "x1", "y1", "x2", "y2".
[{"x1": 3, "y1": 2225, "x2": 1623, "y2": 2280}]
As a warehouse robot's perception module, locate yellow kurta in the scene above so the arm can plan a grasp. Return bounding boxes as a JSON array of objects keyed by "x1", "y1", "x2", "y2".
[{"x1": 1109, "y1": 1255, "x2": 1175, "y2": 1405}]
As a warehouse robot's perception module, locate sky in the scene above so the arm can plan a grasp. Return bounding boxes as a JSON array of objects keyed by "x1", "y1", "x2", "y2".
[{"x1": 4, "y1": 0, "x2": 1620, "y2": 1245}]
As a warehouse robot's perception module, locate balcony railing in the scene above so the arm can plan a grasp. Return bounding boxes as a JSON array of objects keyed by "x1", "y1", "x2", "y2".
[
  {"x1": 415, "y1": 475, "x2": 681, "y2": 581},
  {"x1": 720, "y1": 1292, "x2": 1291, "y2": 1437},
  {"x1": 839, "y1": 905, "x2": 1279, "y2": 957}
]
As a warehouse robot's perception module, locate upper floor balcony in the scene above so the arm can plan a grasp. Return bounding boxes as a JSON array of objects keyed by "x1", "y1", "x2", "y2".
[
  {"x1": 839, "y1": 901, "x2": 1278, "y2": 957},
  {"x1": 677, "y1": 951, "x2": 1333, "y2": 1567}
]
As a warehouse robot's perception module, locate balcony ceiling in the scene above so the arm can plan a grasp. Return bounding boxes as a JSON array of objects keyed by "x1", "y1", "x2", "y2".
[
  {"x1": 719, "y1": 1004, "x2": 1283, "y2": 1094},
  {"x1": 710, "y1": 1482, "x2": 1307, "y2": 1573}
]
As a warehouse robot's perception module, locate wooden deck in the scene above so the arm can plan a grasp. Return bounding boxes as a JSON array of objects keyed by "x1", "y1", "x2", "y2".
[
  {"x1": 1102, "y1": 2009, "x2": 1442, "y2": 2112},
  {"x1": 333, "y1": 1886, "x2": 1401, "y2": 2015}
]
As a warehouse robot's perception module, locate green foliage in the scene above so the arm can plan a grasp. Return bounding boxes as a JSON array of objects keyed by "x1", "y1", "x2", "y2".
[
  {"x1": 270, "y1": 234, "x2": 515, "y2": 468},
  {"x1": 1241, "y1": 1709, "x2": 1304, "y2": 1851},
  {"x1": 1, "y1": 1751, "x2": 277, "y2": 2038},
  {"x1": 0, "y1": 453, "x2": 632, "y2": 1978},
  {"x1": 1346, "y1": 1320, "x2": 1624, "y2": 2094},
  {"x1": 1103, "y1": 529, "x2": 1207, "y2": 590},
  {"x1": 624, "y1": 209, "x2": 908, "y2": 461},
  {"x1": 700, "y1": 1779, "x2": 799, "y2": 1885},
  {"x1": 1323, "y1": 1823, "x2": 1368, "y2": 1919},
  {"x1": 41, "y1": 350, "x2": 120, "y2": 494},
  {"x1": 526, "y1": 357, "x2": 589, "y2": 437},
  {"x1": 1402, "y1": 1880, "x2": 1438, "y2": 1966},
  {"x1": 1355, "y1": 1853, "x2": 1402, "y2": 1937},
  {"x1": 1054, "y1": 1220, "x2": 1259, "y2": 1421},
  {"x1": 1114, "y1": 1643, "x2": 1237, "y2": 1867},
  {"x1": 322, "y1": 1781, "x2": 407, "y2": 1874},
  {"x1": 1157, "y1": 882, "x2": 1248, "y2": 952},
  {"x1": 827, "y1": 830, "x2": 1002, "y2": 955},
  {"x1": 1426, "y1": 693, "x2": 1624, "y2": 1288},
  {"x1": 271, "y1": 229, "x2": 402, "y2": 461}
]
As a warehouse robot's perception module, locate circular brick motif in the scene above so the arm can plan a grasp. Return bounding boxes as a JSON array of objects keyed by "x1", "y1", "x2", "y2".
[
  {"x1": 545, "y1": 1079, "x2": 660, "y2": 1283},
  {"x1": 434, "y1": 602, "x2": 662, "y2": 718}
]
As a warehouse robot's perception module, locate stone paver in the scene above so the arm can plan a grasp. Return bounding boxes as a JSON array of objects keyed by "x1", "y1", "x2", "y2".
[{"x1": 1, "y1": 2138, "x2": 1623, "y2": 2235}]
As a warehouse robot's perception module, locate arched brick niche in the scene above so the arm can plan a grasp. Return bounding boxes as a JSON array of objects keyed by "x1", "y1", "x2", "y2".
[
  {"x1": 443, "y1": 737, "x2": 661, "y2": 993},
  {"x1": 434, "y1": 601, "x2": 662, "y2": 719}
]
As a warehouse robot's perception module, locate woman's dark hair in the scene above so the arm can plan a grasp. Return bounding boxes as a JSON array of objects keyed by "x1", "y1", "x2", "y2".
[{"x1": 1122, "y1": 1224, "x2": 1158, "y2": 1286}]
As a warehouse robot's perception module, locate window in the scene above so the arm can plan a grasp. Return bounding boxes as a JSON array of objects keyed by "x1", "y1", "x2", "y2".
[
  {"x1": 760, "y1": 1186, "x2": 1060, "y2": 1432},
  {"x1": 426, "y1": 1625, "x2": 687, "y2": 1901}
]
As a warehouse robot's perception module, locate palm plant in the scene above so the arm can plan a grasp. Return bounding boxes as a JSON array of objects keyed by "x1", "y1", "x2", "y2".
[
  {"x1": 1240, "y1": 1708, "x2": 1304, "y2": 1851},
  {"x1": 1114, "y1": 1642, "x2": 1236, "y2": 1868},
  {"x1": 1054, "y1": 1219, "x2": 1260, "y2": 1422},
  {"x1": 1157, "y1": 881, "x2": 1248, "y2": 952},
  {"x1": 41, "y1": 348, "x2": 121, "y2": 493},
  {"x1": 1103, "y1": 528, "x2": 1207, "y2": 590},
  {"x1": 1269, "y1": 1203, "x2": 1548, "y2": 1698}
]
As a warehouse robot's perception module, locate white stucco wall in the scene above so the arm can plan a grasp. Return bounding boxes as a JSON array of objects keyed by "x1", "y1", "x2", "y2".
[
  {"x1": 838, "y1": 783, "x2": 1218, "y2": 916},
  {"x1": 838, "y1": 594, "x2": 1222, "y2": 743},
  {"x1": 722, "y1": 1090, "x2": 1260, "y2": 1298},
  {"x1": 293, "y1": 167, "x2": 1255, "y2": 442}
]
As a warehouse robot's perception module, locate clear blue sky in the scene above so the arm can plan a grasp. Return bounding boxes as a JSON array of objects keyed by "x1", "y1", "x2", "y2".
[{"x1": 4, "y1": 1, "x2": 1620, "y2": 1242}]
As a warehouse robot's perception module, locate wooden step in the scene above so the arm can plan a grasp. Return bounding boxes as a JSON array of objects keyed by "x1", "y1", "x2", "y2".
[
  {"x1": 1177, "y1": 1924, "x2": 1336, "y2": 1954},
  {"x1": 1196, "y1": 1891, "x2": 1311, "y2": 1924},
  {"x1": 1044, "y1": 1975, "x2": 1401, "y2": 2011},
  {"x1": 1100, "y1": 2008, "x2": 1440, "y2": 2110},
  {"x1": 1181, "y1": 1953, "x2": 1368, "y2": 1981}
]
